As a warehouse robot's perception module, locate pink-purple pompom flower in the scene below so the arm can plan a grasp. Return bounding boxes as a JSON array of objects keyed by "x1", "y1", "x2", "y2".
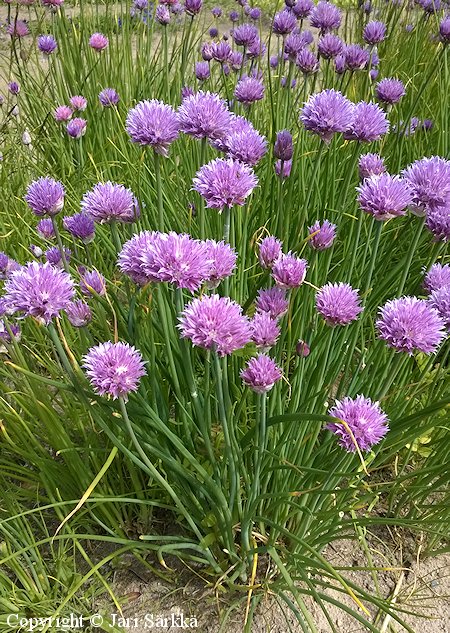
[
  {"x1": 83, "y1": 341, "x2": 146, "y2": 400},
  {"x1": 178, "y1": 294, "x2": 251, "y2": 356},
  {"x1": 241, "y1": 354, "x2": 283, "y2": 393},
  {"x1": 376, "y1": 296, "x2": 446, "y2": 354},
  {"x1": 327, "y1": 395, "x2": 389, "y2": 452}
]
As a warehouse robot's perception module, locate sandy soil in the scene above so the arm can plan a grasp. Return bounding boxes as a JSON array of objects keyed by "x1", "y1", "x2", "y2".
[{"x1": 100, "y1": 535, "x2": 450, "y2": 632}]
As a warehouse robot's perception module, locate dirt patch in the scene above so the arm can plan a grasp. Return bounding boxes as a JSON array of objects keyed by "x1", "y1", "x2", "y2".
[{"x1": 98, "y1": 535, "x2": 450, "y2": 632}]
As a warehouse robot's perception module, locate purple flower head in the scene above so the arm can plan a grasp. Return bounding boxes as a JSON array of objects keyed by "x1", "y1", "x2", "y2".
[
  {"x1": 308, "y1": 220, "x2": 337, "y2": 250},
  {"x1": 418, "y1": 0, "x2": 441, "y2": 14},
  {"x1": 156, "y1": 4, "x2": 171, "y2": 24},
  {"x1": 270, "y1": 55, "x2": 280, "y2": 68},
  {"x1": 377, "y1": 296, "x2": 446, "y2": 354},
  {"x1": 251, "y1": 312, "x2": 280, "y2": 350},
  {"x1": 211, "y1": 6, "x2": 222, "y2": 17},
  {"x1": 424, "y1": 263, "x2": 450, "y2": 293},
  {"x1": 246, "y1": 37, "x2": 266, "y2": 59},
  {"x1": 63, "y1": 213, "x2": 95, "y2": 243},
  {"x1": 65, "y1": 300, "x2": 92, "y2": 327},
  {"x1": 70, "y1": 95, "x2": 87, "y2": 111},
  {"x1": 241, "y1": 354, "x2": 282, "y2": 393},
  {"x1": 250, "y1": 7, "x2": 261, "y2": 20},
  {"x1": 344, "y1": 101, "x2": 389, "y2": 142},
  {"x1": 272, "y1": 252, "x2": 308, "y2": 288},
  {"x1": 402, "y1": 157, "x2": 450, "y2": 214},
  {"x1": 235, "y1": 76, "x2": 265, "y2": 105},
  {"x1": 275, "y1": 159, "x2": 292, "y2": 179},
  {"x1": 211, "y1": 40, "x2": 232, "y2": 63},
  {"x1": 66, "y1": 118, "x2": 87, "y2": 138},
  {"x1": 309, "y1": 1, "x2": 342, "y2": 33},
  {"x1": 358, "y1": 153, "x2": 386, "y2": 179},
  {"x1": 369, "y1": 68, "x2": 379, "y2": 81},
  {"x1": 422, "y1": 119, "x2": 433, "y2": 132},
  {"x1": 428, "y1": 286, "x2": 450, "y2": 330},
  {"x1": 7, "y1": 20, "x2": 30, "y2": 38},
  {"x1": 4, "y1": 262, "x2": 73, "y2": 323},
  {"x1": 376, "y1": 78, "x2": 405, "y2": 105},
  {"x1": 300, "y1": 89, "x2": 355, "y2": 143},
  {"x1": 293, "y1": 0, "x2": 314, "y2": 19},
  {"x1": 284, "y1": 32, "x2": 309, "y2": 60},
  {"x1": 81, "y1": 182, "x2": 139, "y2": 224},
  {"x1": 328, "y1": 395, "x2": 388, "y2": 452},
  {"x1": 274, "y1": 130, "x2": 293, "y2": 162},
  {"x1": 195, "y1": 62, "x2": 210, "y2": 81},
  {"x1": 439, "y1": 16, "x2": 450, "y2": 43},
  {"x1": 178, "y1": 294, "x2": 251, "y2": 356},
  {"x1": 99, "y1": 88, "x2": 120, "y2": 107},
  {"x1": 42, "y1": 0, "x2": 64, "y2": 5},
  {"x1": 36, "y1": 218, "x2": 55, "y2": 239},
  {"x1": 318, "y1": 33, "x2": 343, "y2": 58},
  {"x1": 8, "y1": 82, "x2": 20, "y2": 96},
  {"x1": 83, "y1": 341, "x2": 146, "y2": 400},
  {"x1": 54, "y1": 105, "x2": 72, "y2": 122},
  {"x1": 259, "y1": 236, "x2": 283, "y2": 269},
  {"x1": 334, "y1": 54, "x2": 346, "y2": 74},
  {"x1": 363, "y1": 20, "x2": 386, "y2": 45},
  {"x1": 118, "y1": 231, "x2": 161, "y2": 285},
  {"x1": 226, "y1": 127, "x2": 267, "y2": 166},
  {"x1": 181, "y1": 86, "x2": 195, "y2": 100},
  {"x1": 178, "y1": 91, "x2": 231, "y2": 141},
  {"x1": 148, "y1": 232, "x2": 212, "y2": 292},
  {"x1": 184, "y1": 0, "x2": 202, "y2": 15},
  {"x1": 171, "y1": 0, "x2": 185, "y2": 10},
  {"x1": 133, "y1": 0, "x2": 148, "y2": 10},
  {"x1": 316, "y1": 282, "x2": 363, "y2": 326},
  {"x1": 357, "y1": 173, "x2": 413, "y2": 221},
  {"x1": 344, "y1": 44, "x2": 370, "y2": 71},
  {"x1": 25, "y1": 177, "x2": 65, "y2": 217},
  {"x1": 80, "y1": 269, "x2": 106, "y2": 296},
  {"x1": 296, "y1": 339, "x2": 310, "y2": 357},
  {"x1": 0, "y1": 320, "x2": 20, "y2": 346},
  {"x1": 229, "y1": 10, "x2": 239, "y2": 22},
  {"x1": 89, "y1": 32, "x2": 109, "y2": 51},
  {"x1": 273, "y1": 9, "x2": 297, "y2": 35},
  {"x1": 296, "y1": 48, "x2": 319, "y2": 74},
  {"x1": 193, "y1": 158, "x2": 258, "y2": 210},
  {"x1": 201, "y1": 42, "x2": 214, "y2": 61},
  {"x1": 256, "y1": 287, "x2": 289, "y2": 319},
  {"x1": 38, "y1": 34, "x2": 57, "y2": 54},
  {"x1": 425, "y1": 205, "x2": 450, "y2": 242},
  {"x1": 232, "y1": 23, "x2": 258, "y2": 47},
  {"x1": 205, "y1": 240, "x2": 236, "y2": 288},
  {"x1": 0, "y1": 253, "x2": 9, "y2": 277},
  {"x1": 126, "y1": 100, "x2": 179, "y2": 155},
  {"x1": 229, "y1": 50, "x2": 244, "y2": 71},
  {"x1": 45, "y1": 246, "x2": 71, "y2": 268}
]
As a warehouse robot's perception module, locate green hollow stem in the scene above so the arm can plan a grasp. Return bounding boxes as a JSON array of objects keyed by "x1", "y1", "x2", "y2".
[
  {"x1": 242, "y1": 392, "x2": 267, "y2": 564},
  {"x1": 364, "y1": 220, "x2": 383, "y2": 299},
  {"x1": 51, "y1": 217, "x2": 69, "y2": 273},
  {"x1": 110, "y1": 221, "x2": 122, "y2": 254},
  {"x1": 154, "y1": 152, "x2": 164, "y2": 231},
  {"x1": 396, "y1": 216, "x2": 425, "y2": 296},
  {"x1": 212, "y1": 350, "x2": 238, "y2": 512},
  {"x1": 162, "y1": 26, "x2": 169, "y2": 103},
  {"x1": 118, "y1": 397, "x2": 215, "y2": 562},
  {"x1": 223, "y1": 206, "x2": 231, "y2": 243}
]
